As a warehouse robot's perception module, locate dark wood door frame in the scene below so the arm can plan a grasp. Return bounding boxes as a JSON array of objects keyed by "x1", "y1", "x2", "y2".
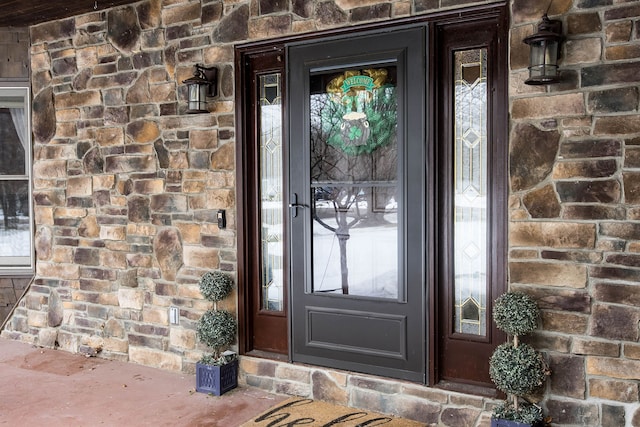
[
  {"x1": 236, "y1": 45, "x2": 289, "y2": 356},
  {"x1": 431, "y1": 13, "x2": 509, "y2": 392},
  {"x1": 235, "y1": 3, "x2": 508, "y2": 389}
]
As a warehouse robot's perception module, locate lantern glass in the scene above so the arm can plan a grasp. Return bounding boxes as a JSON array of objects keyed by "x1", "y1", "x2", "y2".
[
  {"x1": 187, "y1": 82, "x2": 208, "y2": 113},
  {"x1": 183, "y1": 65, "x2": 218, "y2": 113},
  {"x1": 523, "y1": 14, "x2": 564, "y2": 85},
  {"x1": 527, "y1": 39, "x2": 559, "y2": 83}
]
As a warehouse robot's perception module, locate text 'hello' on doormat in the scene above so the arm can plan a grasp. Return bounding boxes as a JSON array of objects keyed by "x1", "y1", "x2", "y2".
[{"x1": 241, "y1": 397, "x2": 426, "y2": 426}]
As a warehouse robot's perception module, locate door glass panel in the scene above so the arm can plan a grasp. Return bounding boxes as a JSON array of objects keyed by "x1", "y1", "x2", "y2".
[
  {"x1": 259, "y1": 73, "x2": 284, "y2": 311},
  {"x1": 453, "y1": 49, "x2": 488, "y2": 336},
  {"x1": 309, "y1": 67, "x2": 398, "y2": 299}
]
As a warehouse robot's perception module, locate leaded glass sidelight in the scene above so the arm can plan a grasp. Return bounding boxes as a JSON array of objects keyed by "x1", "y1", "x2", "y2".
[
  {"x1": 259, "y1": 73, "x2": 284, "y2": 311},
  {"x1": 453, "y1": 49, "x2": 488, "y2": 336}
]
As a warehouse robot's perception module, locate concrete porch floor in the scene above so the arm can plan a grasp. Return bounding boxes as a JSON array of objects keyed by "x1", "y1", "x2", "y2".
[{"x1": 0, "y1": 338, "x2": 287, "y2": 426}]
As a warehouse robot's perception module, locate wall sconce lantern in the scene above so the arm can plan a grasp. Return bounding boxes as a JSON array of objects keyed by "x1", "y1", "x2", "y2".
[
  {"x1": 523, "y1": 14, "x2": 564, "y2": 85},
  {"x1": 183, "y1": 65, "x2": 218, "y2": 113}
]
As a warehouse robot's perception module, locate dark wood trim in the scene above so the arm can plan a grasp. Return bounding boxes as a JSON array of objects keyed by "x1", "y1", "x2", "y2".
[
  {"x1": 235, "y1": 45, "x2": 289, "y2": 355},
  {"x1": 426, "y1": 21, "x2": 439, "y2": 387},
  {"x1": 234, "y1": 46, "x2": 249, "y2": 355},
  {"x1": 0, "y1": 0, "x2": 141, "y2": 27},
  {"x1": 431, "y1": 7, "x2": 509, "y2": 391}
]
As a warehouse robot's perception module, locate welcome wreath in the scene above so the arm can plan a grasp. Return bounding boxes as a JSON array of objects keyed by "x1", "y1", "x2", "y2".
[{"x1": 321, "y1": 69, "x2": 397, "y2": 156}]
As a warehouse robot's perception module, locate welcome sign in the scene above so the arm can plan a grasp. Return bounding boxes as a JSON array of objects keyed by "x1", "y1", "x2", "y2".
[{"x1": 341, "y1": 75, "x2": 375, "y2": 93}]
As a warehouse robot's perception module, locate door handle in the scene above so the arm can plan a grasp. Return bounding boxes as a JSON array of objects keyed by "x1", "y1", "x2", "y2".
[{"x1": 288, "y1": 193, "x2": 308, "y2": 218}]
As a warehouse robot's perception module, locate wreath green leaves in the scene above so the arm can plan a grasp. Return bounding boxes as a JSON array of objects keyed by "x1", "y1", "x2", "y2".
[{"x1": 322, "y1": 86, "x2": 397, "y2": 156}]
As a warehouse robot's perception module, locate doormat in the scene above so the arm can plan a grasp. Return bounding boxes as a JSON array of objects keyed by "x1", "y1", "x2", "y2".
[{"x1": 241, "y1": 397, "x2": 426, "y2": 426}]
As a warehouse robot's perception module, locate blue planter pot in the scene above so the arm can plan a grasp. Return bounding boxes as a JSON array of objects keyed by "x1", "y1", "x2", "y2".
[
  {"x1": 195, "y1": 359, "x2": 238, "y2": 396},
  {"x1": 491, "y1": 418, "x2": 544, "y2": 427}
]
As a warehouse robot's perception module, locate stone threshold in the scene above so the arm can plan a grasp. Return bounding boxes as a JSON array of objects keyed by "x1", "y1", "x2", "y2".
[{"x1": 238, "y1": 355, "x2": 499, "y2": 426}]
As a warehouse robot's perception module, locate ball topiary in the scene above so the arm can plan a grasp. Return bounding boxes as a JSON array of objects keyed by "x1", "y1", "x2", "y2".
[
  {"x1": 199, "y1": 271, "x2": 234, "y2": 303},
  {"x1": 196, "y1": 309, "x2": 237, "y2": 364},
  {"x1": 490, "y1": 292, "x2": 548, "y2": 425},
  {"x1": 492, "y1": 401, "x2": 543, "y2": 424},
  {"x1": 196, "y1": 271, "x2": 237, "y2": 366},
  {"x1": 489, "y1": 342, "x2": 547, "y2": 396},
  {"x1": 493, "y1": 291, "x2": 539, "y2": 337}
]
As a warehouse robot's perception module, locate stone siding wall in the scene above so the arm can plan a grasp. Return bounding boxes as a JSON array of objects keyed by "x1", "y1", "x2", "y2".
[
  {"x1": 0, "y1": 0, "x2": 639, "y2": 426},
  {"x1": 240, "y1": 356, "x2": 496, "y2": 426},
  {"x1": 509, "y1": 1, "x2": 640, "y2": 426}
]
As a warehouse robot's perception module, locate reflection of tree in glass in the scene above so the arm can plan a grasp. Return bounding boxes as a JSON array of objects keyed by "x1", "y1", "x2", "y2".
[{"x1": 310, "y1": 85, "x2": 397, "y2": 294}]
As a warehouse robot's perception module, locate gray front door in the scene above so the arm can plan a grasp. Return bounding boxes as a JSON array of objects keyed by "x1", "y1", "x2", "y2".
[{"x1": 288, "y1": 28, "x2": 426, "y2": 382}]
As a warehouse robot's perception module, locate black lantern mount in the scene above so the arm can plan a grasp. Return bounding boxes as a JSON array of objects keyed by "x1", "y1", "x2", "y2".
[
  {"x1": 183, "y1": 64, "x2": 218, "y2": 114},
  {"x1": 523, "y1": 14, "x2": 564, "y2": 85}
]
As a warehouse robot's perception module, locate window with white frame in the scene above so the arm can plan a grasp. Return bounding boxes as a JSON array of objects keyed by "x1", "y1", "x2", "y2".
[{"x1": 0, "y1": 86, "x2": 33, "y2": 273}]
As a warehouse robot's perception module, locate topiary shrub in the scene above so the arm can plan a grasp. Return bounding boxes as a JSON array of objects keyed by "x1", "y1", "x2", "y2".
[
  {"x1": 493, "y1": 292, "x2": 539, "y2": 337},
  {"x1": 489, "y1": 291, "x2": 549, "y2": 425},
  {"x1": 199, "y1": 270, "x2": 234, "y2": 302},
  {"x1": 489, "y1": 343, "x2": 547, "y2": 396},
  {"x1": 493, "y1": 401, "x2": 543, "y2": 424},
  {"x1": 196, "y1": 271, "x2": 237, "y2": 366}
]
